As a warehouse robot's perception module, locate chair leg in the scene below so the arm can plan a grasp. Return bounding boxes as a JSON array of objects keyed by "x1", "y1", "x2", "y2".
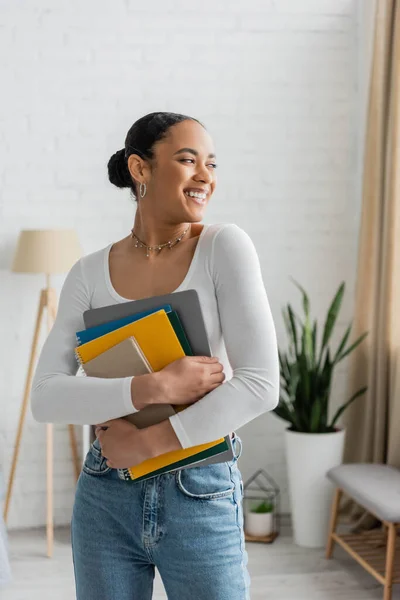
[
  {"x1": 383, "y1": 523, "x2": 396, "y2": 600},
  {"x1": 326, "y1": 488, "x2": 342, "y2": 559}
]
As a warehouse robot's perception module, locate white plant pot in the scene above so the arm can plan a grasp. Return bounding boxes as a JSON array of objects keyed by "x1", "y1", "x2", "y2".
[
  {"x1": 245, "y1": 512, "x2": 273, "y2": 537},
  {"x1": 285, "y1": 428, "x2": 345, "y2": 548}
]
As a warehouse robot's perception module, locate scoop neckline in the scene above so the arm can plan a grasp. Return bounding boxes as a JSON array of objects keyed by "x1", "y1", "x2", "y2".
[{"x1": 104, "y1": 223, "x2": 209, "y2": 303}]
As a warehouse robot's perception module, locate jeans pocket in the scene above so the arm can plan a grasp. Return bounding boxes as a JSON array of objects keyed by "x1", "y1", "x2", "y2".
[
  {"x1": 82, "y1": 438, "x2": 112, "y2": 476},
  {"x1": 176, "y1": 462, "x2": 235, "y2": 500}
]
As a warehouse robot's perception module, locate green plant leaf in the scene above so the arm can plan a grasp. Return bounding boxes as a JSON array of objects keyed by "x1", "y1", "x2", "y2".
[
  {"x1": 319, "y1": 348, "x2": 332, "y2": 429},
  {"x1": 312, "y1": 320, "x2": 317, "y2": 366},
  {"x1": 278, "y1": 349, "x2": 290, "y2": 381},
  {"x1": 300, "y1": 317, "x2": 313, "y2": 370},
  {"x1": 329, "y1": 386, "x2": 368, "y2": 429},
  {"x1": 298, "y1": 348, "x2": 310, "y2": 413},
  {"x1": 310, "y1": 398, "x2": 322, "y2": 433},
  {"x1": 291, "y1": 279, "x2": 315, "y2": 371},
  {"x1": 287, "y1": 304, "x2": 299, "y2": 356},
  {"x1": 318, "y1": 282, "x2": 345, "y2": 367},
  {"x1": 273, "y1": 402, "x2": 296, "y2": 428},
  {"x1": 290, "y1": 277, "x2": 310, "y2": 317},
  {"x1": 332, "y1": 323, "x2": 352, "y2": 364},
  {"x1": 335, "y1": 332, "x2": 369, "y2": 363},
  {"x1": 251, "y1": 500, "x2": 274, "y2": 513},
  {"x1": 282, "y1": 307, "x2": 291, "y2": 336}
]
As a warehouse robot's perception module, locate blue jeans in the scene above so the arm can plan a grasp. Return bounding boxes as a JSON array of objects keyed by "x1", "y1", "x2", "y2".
[{"x1": 71, "y1": 434, "x2": 250, "y2": 600}]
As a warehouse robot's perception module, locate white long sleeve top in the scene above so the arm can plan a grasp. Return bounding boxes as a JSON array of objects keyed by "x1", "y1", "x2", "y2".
[{"x1": 31, "y1": 223, "x2": 280, "y2": 448}]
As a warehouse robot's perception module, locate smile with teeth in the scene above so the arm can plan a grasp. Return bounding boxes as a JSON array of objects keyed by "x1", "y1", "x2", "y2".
[{"x1": 184, "y1": 190, "x2": 207, "y2": 205}]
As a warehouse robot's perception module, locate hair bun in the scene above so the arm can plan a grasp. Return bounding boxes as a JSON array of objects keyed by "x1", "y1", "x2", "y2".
[{"x1": 107, "y1": 149, "x2": 131, "y2": 188}]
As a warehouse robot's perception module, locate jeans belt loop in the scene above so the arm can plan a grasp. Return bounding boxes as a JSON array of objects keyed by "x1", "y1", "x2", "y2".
[{"x1": 233, "y1": 435, "x2": 243, "y2": 461}]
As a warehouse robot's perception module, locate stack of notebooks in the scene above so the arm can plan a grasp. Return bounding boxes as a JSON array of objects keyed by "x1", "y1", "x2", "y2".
[{"x1": 75, "y1": 289, "x2": 233, "y2": 482}]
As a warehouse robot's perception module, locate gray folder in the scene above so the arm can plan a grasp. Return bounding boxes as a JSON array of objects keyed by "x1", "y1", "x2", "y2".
[{"x1": 83, "y1": 289, "x2": 234, "y2": 467}]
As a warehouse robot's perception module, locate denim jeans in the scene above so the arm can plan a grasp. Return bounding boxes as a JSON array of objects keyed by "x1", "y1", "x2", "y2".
[{"x1": 71, "y1": 434, "x2": 250, "y2": 600}]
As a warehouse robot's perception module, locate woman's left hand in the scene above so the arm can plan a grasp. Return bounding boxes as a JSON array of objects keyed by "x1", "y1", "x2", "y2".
[{"x1": 95, "y1": 419, "x2": 151, "y2": 469}]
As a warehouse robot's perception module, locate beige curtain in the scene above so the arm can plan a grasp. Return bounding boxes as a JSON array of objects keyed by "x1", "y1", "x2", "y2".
[{"x1": 343, "y1": 1, "x2": 400, "y2": 470}]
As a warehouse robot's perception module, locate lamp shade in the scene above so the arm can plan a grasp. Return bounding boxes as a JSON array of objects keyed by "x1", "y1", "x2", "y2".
[{"x1": 11, "y1": 229, "x2": 82, "y2": 274}]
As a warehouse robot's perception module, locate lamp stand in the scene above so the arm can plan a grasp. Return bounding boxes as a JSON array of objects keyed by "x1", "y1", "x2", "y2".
[{"x1": 3, "y1": 277, "x2": 81, "y2": 558}]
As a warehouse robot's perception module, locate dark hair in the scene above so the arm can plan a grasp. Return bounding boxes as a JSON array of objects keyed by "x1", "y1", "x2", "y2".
[{"x1": 107, "y1": 111, "x2": 204, "y2": 201}]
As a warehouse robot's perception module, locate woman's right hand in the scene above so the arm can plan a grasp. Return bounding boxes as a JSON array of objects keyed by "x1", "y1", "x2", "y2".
[{"x1": 156, "y1": 356, "x2": 225, "y2": 406}]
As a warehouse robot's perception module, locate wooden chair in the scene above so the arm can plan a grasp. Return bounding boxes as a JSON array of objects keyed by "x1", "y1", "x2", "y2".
[{"x1": 326, "y1": 464, "x2": 400, "y2": 600}]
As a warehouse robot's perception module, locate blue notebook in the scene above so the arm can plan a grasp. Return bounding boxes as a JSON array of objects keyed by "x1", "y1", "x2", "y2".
[{"x1": 76, "y1": 304, "x2": 172, "y2": 346}]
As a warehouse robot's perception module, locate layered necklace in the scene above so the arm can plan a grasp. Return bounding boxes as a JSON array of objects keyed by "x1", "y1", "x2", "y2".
[{"x1": 130, "y1": 225, "x2": 191, "y2": 258}]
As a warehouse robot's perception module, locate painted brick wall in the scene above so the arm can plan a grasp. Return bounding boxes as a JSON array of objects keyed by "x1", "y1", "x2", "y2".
[{"x1": 0, "y1": 0, "x2": 368, "y2": 529}]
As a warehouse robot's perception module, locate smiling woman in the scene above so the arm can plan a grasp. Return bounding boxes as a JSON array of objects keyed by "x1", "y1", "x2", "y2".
[
  {"x1": 106, "y1": 113, "x2": 219, "y2": 256},
  {"x1": 108, "y1": 113, "x2": 217, "y2": 204},
  {"x1": 31, "y1": 111, "x2": 279, "y2": 600}
]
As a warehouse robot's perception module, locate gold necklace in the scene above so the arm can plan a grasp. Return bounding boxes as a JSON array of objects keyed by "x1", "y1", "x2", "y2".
[{"x1": 130, "y1": 225, "x2": 191, "y2": 258}]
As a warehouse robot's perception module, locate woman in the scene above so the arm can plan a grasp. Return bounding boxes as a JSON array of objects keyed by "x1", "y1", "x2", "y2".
[{"x1": 31, "y1": 111, "x2": 280, "y2": 600}]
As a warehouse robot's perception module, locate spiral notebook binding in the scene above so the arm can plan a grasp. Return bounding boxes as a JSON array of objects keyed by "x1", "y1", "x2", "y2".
[
  {"x1": 74, "y1": 347, "x2": 84, "y2": 366},
  {"x1": 74, "y1": 347, "x2": 87, "y2": 376}
]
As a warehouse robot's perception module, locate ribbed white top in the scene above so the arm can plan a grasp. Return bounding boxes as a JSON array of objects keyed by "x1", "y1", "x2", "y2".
[{"x1": 31, "y1": 223, "x2": 280, "y2": 448}]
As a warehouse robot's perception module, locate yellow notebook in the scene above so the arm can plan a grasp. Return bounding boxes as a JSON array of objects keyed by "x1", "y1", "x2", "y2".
[
  {"x1": 122, "y1": 438, "x2": 227, "y2": 481},
  {"x1": 75, "y1": 309, "x2": 185, "y2": 372}
]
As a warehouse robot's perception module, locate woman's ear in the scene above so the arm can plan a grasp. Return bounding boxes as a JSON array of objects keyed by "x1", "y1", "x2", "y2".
[
  {"x1": 128, "y1": 154, "x2": 150, "y2": 183},
  {"x1": 127, "y1": 155, "x2": 143, "y2": 181}
]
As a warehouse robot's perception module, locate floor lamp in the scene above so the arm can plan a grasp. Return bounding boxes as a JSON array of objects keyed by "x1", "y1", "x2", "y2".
[{"x1": 3, "y1": 229, "x2": 83, "y2": 558}]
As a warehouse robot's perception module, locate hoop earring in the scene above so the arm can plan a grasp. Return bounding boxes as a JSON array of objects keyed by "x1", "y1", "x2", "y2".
[{"x1": 139, "y1": 182, "x2": 147, "y2": 199}]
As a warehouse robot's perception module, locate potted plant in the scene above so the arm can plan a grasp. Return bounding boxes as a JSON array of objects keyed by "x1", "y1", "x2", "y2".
[
  {"x1": 274, "y1": 279, "x2": 368, "y2": 548},
  {"x1": 245, "y1": 500, "x2": 274, "y2": 537}
]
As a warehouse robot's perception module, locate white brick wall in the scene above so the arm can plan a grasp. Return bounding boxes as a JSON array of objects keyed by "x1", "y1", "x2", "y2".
[{"x1": 0, "y1": 0, "x2": 370, "y2": 529}]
